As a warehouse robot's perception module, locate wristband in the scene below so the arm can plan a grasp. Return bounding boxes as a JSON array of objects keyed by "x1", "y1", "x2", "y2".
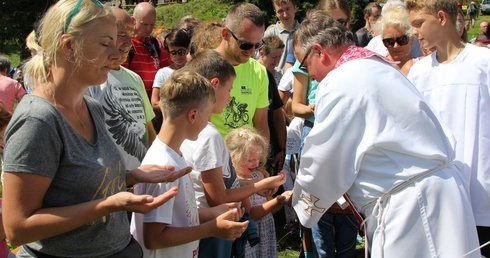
[{"x1": 304, "y1": 252, "x2": 314, "y2": 258}]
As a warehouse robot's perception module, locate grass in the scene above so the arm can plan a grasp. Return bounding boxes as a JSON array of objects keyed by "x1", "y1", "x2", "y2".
[
  {"x1": 467, "y1": 14, "x2": 490, "y2": 39},
  {"x1": 274, "y1": 207, "x2": 366, "y2": 258},
  {"x1": 0, "y1": 41, "x2": 23, "y2": 68}
]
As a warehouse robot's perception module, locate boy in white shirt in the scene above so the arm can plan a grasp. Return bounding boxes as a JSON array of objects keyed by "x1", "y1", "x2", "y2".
[
  {"x1": 181, "y1": 50, "x2": 287, "y2": 258},
  {"x1": 130, "y1": 70, "x2": 248, "y2": 258},
  {"x1": 406, "y1": 0, "x2": 490, "y2": 256}
]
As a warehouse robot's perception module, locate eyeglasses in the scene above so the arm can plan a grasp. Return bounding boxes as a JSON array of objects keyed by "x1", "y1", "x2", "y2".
[
  {"x1": 299, "y1": 47, "x2": 312, "y2": 72},
  {"x1": 63, "y1": 0, "x2": 103, "y2": 34},
  {"x1": 227, "y1": 28, "x2": 263, "y2": 50},
  {"x1": 382, "y1": 35, "x2": 409, "y2": 48},
  {"x1": 336, "y1": 19, "x2": 348, "y2": 27},
  {"x1": 169, "y1": 48, "x2": 187, "y2": 56}
]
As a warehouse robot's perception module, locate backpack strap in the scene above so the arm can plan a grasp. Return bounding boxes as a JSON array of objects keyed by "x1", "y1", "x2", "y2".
[
  {"x1": 127, "y1": 37, "x2": 160, "y2": 69},
  {"x1": 149, "y1": 36, "x2": 161, "y2": 58},
  {"x1": 128, "y1": 45, "x2": 135, "y2": 68}
]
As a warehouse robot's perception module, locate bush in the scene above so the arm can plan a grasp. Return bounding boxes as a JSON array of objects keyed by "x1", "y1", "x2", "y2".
[{"x1": 155, "y1": 0, "x2": 233, "y2": 29}]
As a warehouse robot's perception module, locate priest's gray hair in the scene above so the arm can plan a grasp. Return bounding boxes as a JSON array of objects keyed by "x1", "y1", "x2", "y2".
[{"x1": 293, "y1": 9, "x2": 354, "y2": 56}]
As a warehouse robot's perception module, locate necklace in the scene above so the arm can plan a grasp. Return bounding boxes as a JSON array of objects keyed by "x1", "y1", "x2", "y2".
[
  {"x1": 53, "y1": 96, "x2": 86, "y2": 131},
  {"x1": 441, "y1": 42, "x2": 465, "y2": 64},
  {"x1": 72, "y1": 103, "x2": 86, "y2": 131},
  {"x1": 451, "y1": 42, "x2": 465, "y2": 62}
]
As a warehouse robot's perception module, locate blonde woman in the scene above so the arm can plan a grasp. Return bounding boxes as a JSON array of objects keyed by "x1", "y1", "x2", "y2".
[{"x1": 2, "y1": 0, "x2": 189, "y2": 257}]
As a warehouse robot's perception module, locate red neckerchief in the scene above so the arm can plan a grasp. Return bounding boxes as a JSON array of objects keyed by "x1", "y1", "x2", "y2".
[{"x1": 335, "y1": 45, "x2": 392, "y2": 69}]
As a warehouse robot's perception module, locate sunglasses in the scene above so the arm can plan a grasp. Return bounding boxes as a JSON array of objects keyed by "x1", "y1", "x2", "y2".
[
  {"x1": 169, "y1": 48, "x2": 187, "y2": 56},
  {"x1": 227, "y1": 28, "x2": 263, "y2": 50},
  {"x1": 382, "y1": 35, "x2": 409, "y2": 48},
  {"x1": 336, "y1": 19, "x2": 348, "y2": 27},
  {"x1": 63, "y1": 0, "x2": 103, "y2": 34},
  {"x1": 299, "y1": 47, "x2": 312, "y2": 72}
]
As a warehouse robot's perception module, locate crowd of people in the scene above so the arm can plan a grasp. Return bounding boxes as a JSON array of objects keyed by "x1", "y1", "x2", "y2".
[{"x1": 0, "y1": 0, "x2": 490, "y2": 257}]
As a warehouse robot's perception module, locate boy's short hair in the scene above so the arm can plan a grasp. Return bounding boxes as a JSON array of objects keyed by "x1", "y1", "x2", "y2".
[
  {"x1": 317, "y1": 0, "x2": 352, "y2": 20},
  {"x1": 273, "y1": 0, "x2": 297, "y2": 7},
  {"x1": 159, "y1": 70, "x2": 216, "y2": 119},
  {"x1": 405, "y1": 0, "x2": 458, "y2": 24},
  {"x1": 364, "y1": 2, "x2": 382, "y2": 16},
  {"x1": 185, "y1": 49, "x2": 236, "y2": 83}
]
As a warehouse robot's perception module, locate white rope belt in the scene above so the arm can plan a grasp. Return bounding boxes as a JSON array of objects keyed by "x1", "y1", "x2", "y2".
[
  {"x1": 360, "y1": 161, "x2": 454, "y2": 258},
  {"x1": 360, "y1": 161, "x2": 454, "y2": 216}
]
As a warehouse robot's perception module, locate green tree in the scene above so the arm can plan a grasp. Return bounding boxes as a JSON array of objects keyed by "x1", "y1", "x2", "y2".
[
  {"x1": 0, "y1": 0, "x2": 56, "y2": 58},
  {"x1": 226, "y1": 0, "x2": 372, "y2": 32},
  {"x1": 231, "y1": 0, "x2": 317, "y2": 25},
  {"x1": 350, "y1": 0, "x2": 371, "y2": 32}
]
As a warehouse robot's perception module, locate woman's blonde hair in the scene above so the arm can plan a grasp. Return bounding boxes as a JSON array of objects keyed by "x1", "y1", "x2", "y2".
[
  {"x1": 226, "y1": 126, "x2": 269, "y2": 169},
  {"x1": 381, "y1": 5, "x2": 412, "y2": 37},
  {"x1": 26, "y1": 30, "x2": 41, "y2": 54},
  {"x1": 26, "y1": 0, "x2": 113, "y2": 88}
]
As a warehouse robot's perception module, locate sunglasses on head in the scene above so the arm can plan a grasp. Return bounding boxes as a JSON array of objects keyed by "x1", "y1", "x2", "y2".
[
  {"x1": 336, "y1": 19, "x2": 348, "y2": 27},
  {"x1": 63, "y1": 0, "x2": 103, "y2": 34},
  {"x1": 169, "y1": 48, "x2": 187, "y2": 56},
  {"x1": 382, "y1": 35, "x2": 409, "y2": 48},
  {"x1": 227, "y1": 28, "x2": 263, "y2": 50}
]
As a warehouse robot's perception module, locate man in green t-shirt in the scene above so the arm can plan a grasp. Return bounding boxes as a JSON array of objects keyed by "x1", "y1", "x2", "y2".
[{"x1": 213, "y1": 3, "x2": 270, "y2": 141}]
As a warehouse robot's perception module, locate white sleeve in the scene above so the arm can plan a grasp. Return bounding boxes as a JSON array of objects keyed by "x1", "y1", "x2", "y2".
[
  {"x1": 192, "y1": 132, "x2": 225, "y2": 172},
  {"x1": 153, "y1": 68, "x2": 173, "y2": 89},
  {"x1": 278, "y1": 67, "x2": 294, "y2": 92},
  {"x1": 292, "y1": 81, "x2": 365, "y2": 228}
]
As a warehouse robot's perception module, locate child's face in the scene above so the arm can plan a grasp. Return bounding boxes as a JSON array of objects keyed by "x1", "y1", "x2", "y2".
[
  {"x1": 235, "y1": 146, "x2": 264, "y2": 176},
  {"x1": 212, "y1": 76, "x2": 235, "y2": 114},
  {"x1": 409, "y1": 10, "x2": 444, "y2": 51}
]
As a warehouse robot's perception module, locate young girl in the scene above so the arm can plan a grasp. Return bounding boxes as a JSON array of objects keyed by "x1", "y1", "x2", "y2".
[{"x1": 226, "y1": 126, "x2": 292, "y2": 258}]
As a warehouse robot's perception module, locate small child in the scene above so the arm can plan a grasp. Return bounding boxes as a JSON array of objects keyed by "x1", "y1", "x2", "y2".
[
  {"x1": 130, "y1": 70, "x2": 248, "y2": 258},
  {"x1": 226, "y1": 126, "x2": 292, "y2": 258},
  {"x1": 181, "y1": 50, "x2": 287, "y2": 258}
]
